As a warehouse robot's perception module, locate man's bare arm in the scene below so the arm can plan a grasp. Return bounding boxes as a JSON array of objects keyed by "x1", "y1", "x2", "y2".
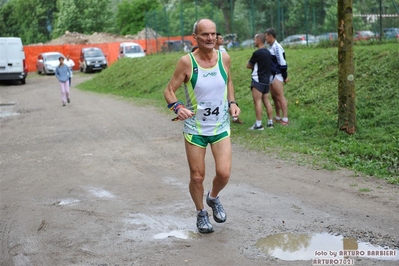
[{"x1": 164, "y1": 55, "x2": 194, "y2": 120}]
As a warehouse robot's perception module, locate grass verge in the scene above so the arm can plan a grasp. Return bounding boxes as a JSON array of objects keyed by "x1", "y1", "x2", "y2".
[{"x1": 77, "y1": 43, "x2": 399, "y2": 184}]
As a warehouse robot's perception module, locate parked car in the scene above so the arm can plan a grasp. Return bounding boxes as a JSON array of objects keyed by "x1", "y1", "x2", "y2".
[
  {"x1": 118, "y1": 42, "x2": 146, "y2": 59},
  {"x1": 353, "y1": 30, "x2": 375, "y2": 41},
  {"x1": 79, "y1": 47, "x2": 107, "y2": 73},
  {"x1": 240, "y1": 39, "x2": 255, "y2": 48},
  {"x1": 223, "y1": 33, "x2": 240, "y2": 48},
  {"x1": 161, "y1": 40, "x2": 193, "y2": 52},
  {"x1": 383, "y1": 28, "x2": 399, "y2": 39},
  {"x1": 281, "y1": 34, "x2": 318, "y2": 46},
  {"x1": 0, "y1": 37, "x2": 28, "y2": 84},
  {"x1": 36, "y1": 52, "x2": 65, "y2": 75},
  {"x1": 316, "y1": 32, "x2": 338, "y2": 41}
]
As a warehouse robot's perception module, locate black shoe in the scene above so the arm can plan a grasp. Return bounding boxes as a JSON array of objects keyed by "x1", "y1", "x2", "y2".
[
  {"x1": 67, "y1": 98, "x2": 70, "y2": 103},
  {"x1": 249, "y1": 124, "x2": 264, "y2": 130},
  {"x1": 62, "y1": 103, "x2": 66, "y2": 106}
]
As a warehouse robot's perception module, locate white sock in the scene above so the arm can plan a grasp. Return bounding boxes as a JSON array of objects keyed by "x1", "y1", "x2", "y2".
[
  {"x1": 256, "y1": 120, "x2": 262, "y2": 127},
  {"x1": 275, "y1": 116, "x2": 281, "y2": 120},
  {"x1": 208, "y1": 194, "x2": 217, "y2": 200},
  {"x1": 282, "y1": 117, "x2": 288, "y2": 122},
  {"x1": 268, "y1": 119, "x2": 273, "y2": 124}
]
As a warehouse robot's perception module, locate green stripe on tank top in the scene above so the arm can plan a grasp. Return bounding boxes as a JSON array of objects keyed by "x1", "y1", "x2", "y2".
[
  {"x1": 189, "y1": 53, "x2": 198, "y2": 89},
  {"x1": 217, "y1": 51, "x2": 228, "y2": 83}
]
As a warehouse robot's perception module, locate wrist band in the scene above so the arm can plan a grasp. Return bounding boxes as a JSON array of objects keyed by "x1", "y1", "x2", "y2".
[{"x1": 168, "y1": 101, "x2": 185, "y2": 114}]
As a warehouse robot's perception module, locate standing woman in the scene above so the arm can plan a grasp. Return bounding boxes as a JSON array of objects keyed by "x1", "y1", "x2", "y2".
[{"x1": 55, "y1": 56, "x2": 72, "y2": 106}]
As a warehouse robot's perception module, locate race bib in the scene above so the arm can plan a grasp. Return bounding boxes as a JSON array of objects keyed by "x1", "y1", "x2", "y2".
[{"x1": 196, "y1": 100, "x2": 224, "y2": 123}]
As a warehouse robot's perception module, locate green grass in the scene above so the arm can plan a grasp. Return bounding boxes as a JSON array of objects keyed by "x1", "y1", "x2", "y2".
[{"x1": 77, "y1": 43, "x2": 399, "y2": 184}]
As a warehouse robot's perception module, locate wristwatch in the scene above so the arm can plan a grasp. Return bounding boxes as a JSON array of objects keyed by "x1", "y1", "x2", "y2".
[{"x1": 229, "y1": 101, "x2": 238, "y2": 108}]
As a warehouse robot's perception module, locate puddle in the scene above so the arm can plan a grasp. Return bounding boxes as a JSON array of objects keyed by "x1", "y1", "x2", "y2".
[
  {"x1": 87, "y1": 187, "x2": 115, "y2": 198},
  {"x1": 58, "y1": 199, "x2": 80, "y2": 205},
  {"x1": 256, "y1": 232, "x2": 399, "y2": 261},
  {"x1": 154, "y1": 230, "x2": 197, "y2": 240},
  {"x1": 0, "y1": 102, "x2": 19, "y2": 118}
]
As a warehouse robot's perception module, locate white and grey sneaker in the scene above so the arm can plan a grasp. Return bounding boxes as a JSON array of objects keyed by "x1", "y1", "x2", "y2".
[
  {"x1": 197, "y1": 210, "x2": 213, "y2": 233},
  {"x1": 249, "y1": 123, "x2": 264, "y2": 130},
  {"x1": 206, "y1": 191, "x2": 226, "y2": 223}
]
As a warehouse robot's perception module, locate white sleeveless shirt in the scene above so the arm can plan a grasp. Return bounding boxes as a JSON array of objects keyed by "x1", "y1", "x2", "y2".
[{"x1": 183, "y1": 51, "x2": 230, "y2": 136}]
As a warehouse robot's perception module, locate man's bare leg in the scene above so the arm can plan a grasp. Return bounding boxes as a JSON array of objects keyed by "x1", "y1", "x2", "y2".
[{"x1": 185, "y1": 140, "x2": 207, "y2": 211}]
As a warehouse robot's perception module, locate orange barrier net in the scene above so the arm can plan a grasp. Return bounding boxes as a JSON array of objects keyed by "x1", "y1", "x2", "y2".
[{"x1": 24, "y1": 36, "x2": 196, "y2": 73}]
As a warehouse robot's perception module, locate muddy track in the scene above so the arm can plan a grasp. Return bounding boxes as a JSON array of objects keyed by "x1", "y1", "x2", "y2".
[{"x1": 0, "y1": 74, "x2": 398, "y2": 266}]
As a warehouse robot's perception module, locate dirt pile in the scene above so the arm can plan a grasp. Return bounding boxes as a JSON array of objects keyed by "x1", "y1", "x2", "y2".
[{"x1": 31, "y1": 28, "x2": 159, "y2": 45}]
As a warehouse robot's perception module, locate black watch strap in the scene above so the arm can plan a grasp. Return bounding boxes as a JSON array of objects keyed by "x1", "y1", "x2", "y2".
[{"x1": 229, "y1": 101, "x2": 238, "y2": 107}]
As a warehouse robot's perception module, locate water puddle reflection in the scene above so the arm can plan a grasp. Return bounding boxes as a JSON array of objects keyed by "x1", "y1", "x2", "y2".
[
  {"x1": 0, "y1": 102, "x2": 19, "y2": 118},
  {"x1": 256, "y1": 232, "x2": 399, "y2": 261},
  {"x1": 58, "y1": 199, "x2": 80, "y2": 205},
  {"x1": 154, "y1": 230, "x2": 197, "y2": 240}
]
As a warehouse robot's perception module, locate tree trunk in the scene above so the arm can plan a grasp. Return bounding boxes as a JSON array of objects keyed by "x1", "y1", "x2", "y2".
[
  {"x1": 215, "y1": 0, "x2": 236, "y2": 34},
  {"x1": 337, "y1": 0, "x2": 356, "y2": 134}
]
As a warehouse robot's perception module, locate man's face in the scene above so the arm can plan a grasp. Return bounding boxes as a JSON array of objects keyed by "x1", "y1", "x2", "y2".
[
  {"x1": 254, "y1": 35, "x2": 259, "y2": 47},
  {"x1": 265, "y1": 33, "x2": 273, "y2": 44},
  {"x1": 194, "y1": 20, "x2": 216, "y2": 50},
  {"x1": 216, "y1": 35, "x2": 224, "y2": 45}
]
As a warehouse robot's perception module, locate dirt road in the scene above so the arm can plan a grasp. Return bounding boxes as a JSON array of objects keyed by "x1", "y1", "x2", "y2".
[{"x1": 1, "y1": 74, "x2": 398, "y2": 266}]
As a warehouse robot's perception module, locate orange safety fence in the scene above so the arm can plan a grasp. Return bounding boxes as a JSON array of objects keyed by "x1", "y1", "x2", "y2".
[{"x1": 24, "y1": 35, "x2": 196, "y2": 73}]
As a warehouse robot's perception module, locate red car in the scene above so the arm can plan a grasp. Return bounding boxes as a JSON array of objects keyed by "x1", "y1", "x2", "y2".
[{"x1": 353, "y1": 30, "x2": 376, "y2": 41}]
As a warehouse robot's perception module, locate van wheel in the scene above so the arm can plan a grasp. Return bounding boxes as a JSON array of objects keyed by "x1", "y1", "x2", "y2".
[
  {"x1": 43, "y1": 68, "x2": 48, "y2": 75},
  {"x1": 21, "y1": 79, "x2": 26, "y2": 85},
  {"x1": 83, "y1": 64, "x2": 89, "y2": 73}
]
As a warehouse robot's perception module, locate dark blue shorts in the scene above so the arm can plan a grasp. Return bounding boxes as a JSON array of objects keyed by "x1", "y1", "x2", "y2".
[{"x1": 251, "y1": 79, "x2": 270, "y2": 94}]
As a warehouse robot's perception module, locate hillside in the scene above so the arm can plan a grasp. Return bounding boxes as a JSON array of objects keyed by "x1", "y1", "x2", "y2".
[{"x1": 77, "y1": 44, "x2": 399, "y2": 184}]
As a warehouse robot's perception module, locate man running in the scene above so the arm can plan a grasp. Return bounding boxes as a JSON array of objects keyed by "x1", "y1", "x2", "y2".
[{"x1": 164, "y1": 18, "x2": 240, "y2": 233}]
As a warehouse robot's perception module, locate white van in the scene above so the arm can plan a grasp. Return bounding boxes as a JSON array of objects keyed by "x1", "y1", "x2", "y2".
[
  {"x1": 0, "y1": 37, "x2": 28, "y2": 84},
  {"x1": 118, "y1": 42, "x2": 146, "y2": 59}
]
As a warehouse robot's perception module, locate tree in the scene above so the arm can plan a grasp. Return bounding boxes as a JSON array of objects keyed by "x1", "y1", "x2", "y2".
[
  {"x1": 0, "y1": 1, "x2": 16, "y2": 36},
  {"x1": 116, "y1": 0, "x2": 160, "y2": 36},
  {"x1": 0, "y1": 0, "x2": 56, "y2": 44},
  {"x1": 337, "y1": 0, "x2": 356, "y2": 134},
  {"x1": 53, "y1": 0, "x2": 115, "y2": 38},
  {"x1": 213, "y1": 0, "x2": 237, "y2": 34}
]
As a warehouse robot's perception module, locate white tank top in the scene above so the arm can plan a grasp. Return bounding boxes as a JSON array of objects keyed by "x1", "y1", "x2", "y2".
[{"x1": 183, "y1": 51, "x2": 230, "y2": 136}]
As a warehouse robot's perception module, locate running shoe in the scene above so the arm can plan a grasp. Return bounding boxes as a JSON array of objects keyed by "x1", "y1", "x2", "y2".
[
  {"x1": 281, "y1": 120, "x2": 289, "y2": 126},
  {"x1": 197, "y1": 210, "x2": 213, "y2": 233},
  {"x1": 206, "y1": 191, "x2": 226, "y2": 223},
  {"x1": 67, "y1": 98, "x2": 70, "y2": 103},
  {"x1": 248, "y1": 124, "x2": 264, "y2": 130},
  {"x1": 267, "y1": 123, "x2": 274, "y2": 128}
]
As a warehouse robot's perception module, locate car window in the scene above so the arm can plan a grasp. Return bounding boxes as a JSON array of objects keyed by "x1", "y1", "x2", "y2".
[
  {"x1": 46, "y1": 54, "x2": 61, "y2": 61},
  {"x1": 125, "y1": 46, "x2": 141, "y2": 53},
  {"x1": 84, "y1": 49, "x2": 103, "y2": 57}
]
